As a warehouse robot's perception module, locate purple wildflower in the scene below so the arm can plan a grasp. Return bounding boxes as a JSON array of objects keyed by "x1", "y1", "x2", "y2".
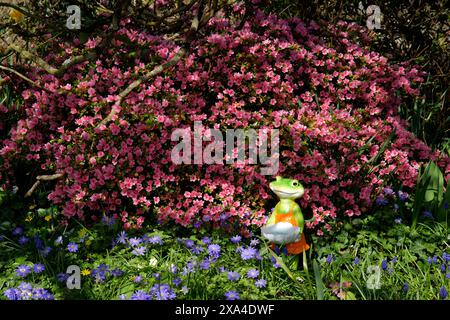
[
  {"x1": 4, "y1": 288, "x2": 20, "y2": 300},
  {"x1": 33, "y1": 263, "x2": 45, "y2": 274},
  {"x1": 116, "y1": 231, "x2": 128, "y2": 244},
  {"x1": 224, "y1": 290, "x2": 240, "y2": 300},
  {"x1": 201, "y1": 237, "x2": 211, "y2": 244},
  {"x1": 172, "y1": 278, "x2": 182, "y2": 286},
  {"x1": 439, "y1": 286, "x2": 448, "y2": 299},
  {"x1": 16, "y1": 265, "x2": 31, "y2": 278},
  {"x1": 132, "y1": 246, "x2": 146, "y2": 256},
  {"x1": 101, "y1": 215, "x2": 116, "y2": 227},
  {"x1": 383, "y1": 187, "x2": 394, "y2": 196},
  {"x1": 191, "y1": 245, "x2": 204, "y2": 255},
  {"x1": 227, "y1": 271, "x2": 240, "y2": 282},
  {"x1": 150, "y1": 284, "x2": 176, "y2": 300},
  {"x1": 376, "y1": 196, "x2": 389, "y2": 206},
  {"x1": 208, "y1": 244, "x2": 221, "y2": 258},
  {"x1": 18, "y1": 236, "x2": 29, "y2": 245},
  {"x1": 184, "y1": 239, "x2": 195, "y2": 248},
  {"x1": 199, "y1": 259, "x2": 211, "y2": 270},
  {"x1": 240, "y1": 247, "x2": 257, "y2": 260},
  {"x1": 148, "y1": 235, "x2": 163, "y2": 245},
  {"x1": 67, "y1": 242, "x2": 78, "y2": 253},
  {"x1": 270, "y1": 256, "x2": 281, "y2": 269},
  {"x1": 255, "y1": 279, "x2": 267, "y2": 288},
  {"x1": 57, "y1": 273, "x2": 69, "y2": 283},
  {"x1": 111, "y1": 268, "x2": 123, "y2": 277},
  {"x1": 247, "y1": 269, "x2": 259, "y2": 279},
  {"x1": 402, "y1": 282, "x2": 409, "y2": 292},
  {"x1": 12, "y1": 227, "x2": 23, "y2": 236},
  {"x1": 130, "y1": 290, "x2": 151, "y2": 300},
  {"x1": 230, "y1": 235, "x2": 242, "y2": 244},
  {"x1": 128, "y1": 237, "x2": 142, "y2": 247},
  {"x1": 168, "y1": 264, "x2": 177, "y2": 273},
  {"x1": 398, "y1": 191, "x2": 409, "y2": 201}
]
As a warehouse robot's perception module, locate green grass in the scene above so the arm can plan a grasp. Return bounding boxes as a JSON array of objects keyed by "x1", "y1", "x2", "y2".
[{"x1": 0, "y1": 197, "x2": 449, "y2": 300}]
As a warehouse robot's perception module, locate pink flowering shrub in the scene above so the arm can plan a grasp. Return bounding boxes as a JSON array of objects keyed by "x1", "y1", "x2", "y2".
[{"x1": 1, "y1": 7, "x2": 449, "y2": 234}]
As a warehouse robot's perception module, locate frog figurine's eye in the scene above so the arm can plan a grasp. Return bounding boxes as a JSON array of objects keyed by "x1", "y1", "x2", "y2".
[{"x1": 292, "y1": 180, "x2": 299, "y2": 187}]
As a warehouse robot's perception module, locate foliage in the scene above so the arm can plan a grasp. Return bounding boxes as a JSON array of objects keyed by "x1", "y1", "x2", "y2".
[
  {"x1": 1, "y1": 4, "x2": 448, "y2": 233},
  {"x1": 268, "y1": 0, "x2": 450, "y2": 151},
  {"x1": 0, "y1": 200, "x2": 449, "y2": 300},
  {"x1": 412, "y1": 161, "x2": 450, "y2": 228}
]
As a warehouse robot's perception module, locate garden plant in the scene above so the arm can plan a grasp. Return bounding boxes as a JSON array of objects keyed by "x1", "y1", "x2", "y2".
[{"x1": 0, "y1": 0, "x2": 449, "y2": 302}]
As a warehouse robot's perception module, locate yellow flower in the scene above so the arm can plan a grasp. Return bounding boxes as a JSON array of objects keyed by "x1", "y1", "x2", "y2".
[
  {"x1": 25, "y1": 215, "x2": 33, "y2": 222},
  {"x1": 81, "y1": 269, "x2": 91, "y2": 276},
  {"x1": 9, "y1": 9, "x2": 24, "y2": 23},
  {"x1": 44, "y1": 215, "x2": 52, "y2": 221}
]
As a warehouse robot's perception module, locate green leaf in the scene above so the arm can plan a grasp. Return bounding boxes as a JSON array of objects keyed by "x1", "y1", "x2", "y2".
[
  {"x1": 313, "y1": 259, "x2": 325, "y2": 300},
  {"x1": 266, "y1": 246, "x2": 296, "y2": 281},
  {"x1": 118, "y1": 283, "x2": 135, "y2": 295},
  {"x1": 345, "y1": 291, "x2": 357, "y2": 300},
  {"x1": 421, "y1": 161, "x2": 443, "y2": 203}
]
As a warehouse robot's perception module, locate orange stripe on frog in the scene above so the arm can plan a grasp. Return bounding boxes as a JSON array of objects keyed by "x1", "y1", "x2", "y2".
[{"x1": 272, "y1": 204, "x2": 309, "y2": 255}]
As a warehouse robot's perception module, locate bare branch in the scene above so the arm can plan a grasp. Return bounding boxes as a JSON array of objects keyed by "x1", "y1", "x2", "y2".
[
  {"x1": 95, "y1": 47, "x2": 186, "y2": 128},
  {"x1": 4, "y1": 44, "x2": 98, "y2": 79},
  {"x1": 24, "y1": 173, "x2": 64, "y2": 198},
  {"x1": 95, "y1": 1, "x2": 204, "y2": 129},
  {"x1": 0, "y1": 64, "x2": 50, "y2": 92},
  {"x1": 55, "y1": 51, "x2": 97, "y2": 76},
  {"x1": 37, "y1": 173, "x2": 64, "y2": 181},
  {"x1": 24, "y1": 181, "x2": 40, "y2": 198},
  {"x1": 7, "y1": 44, "x2": 58, "y2": 75}
]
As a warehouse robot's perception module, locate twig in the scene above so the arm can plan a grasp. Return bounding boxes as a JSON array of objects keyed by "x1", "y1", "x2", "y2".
[
  {"x1": 56, "y1": 51, "x2": 97, "y2": 76},
  {"x1": 95, "y1": 47, "x2": 186, "y2": 128},
  {"x1": 7, "y1": 44, "x2": 58, "y2": 75},
  {"x1": 24, "y1": 173, "x2": 64, "y2": 198},
  {"x1": 6, "y1": 44, "x2": 97, "y2": 77},
  {"x1": 0, "y1": 64, "x2": 50, "y2": 92},
  {"x1": 95, "y1": 2, "x2": 203, "y2": 128}
]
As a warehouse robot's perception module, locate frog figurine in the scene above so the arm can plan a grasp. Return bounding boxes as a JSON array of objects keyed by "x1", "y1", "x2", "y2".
[{"x1": 261, "y1": 176, "x2": 310, "y2": 256}]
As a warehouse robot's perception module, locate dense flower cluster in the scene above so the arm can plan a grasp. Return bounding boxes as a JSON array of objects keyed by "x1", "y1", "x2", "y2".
[
  {"x1": 123, "y1": 284, "x2": 177, "y2": 300},
  {"x1": 1, "y1": 4, "x2": 449, "y2": 233},
  {"x1": 4, "y1": 282, "x2": 54, "y2": 300}
]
